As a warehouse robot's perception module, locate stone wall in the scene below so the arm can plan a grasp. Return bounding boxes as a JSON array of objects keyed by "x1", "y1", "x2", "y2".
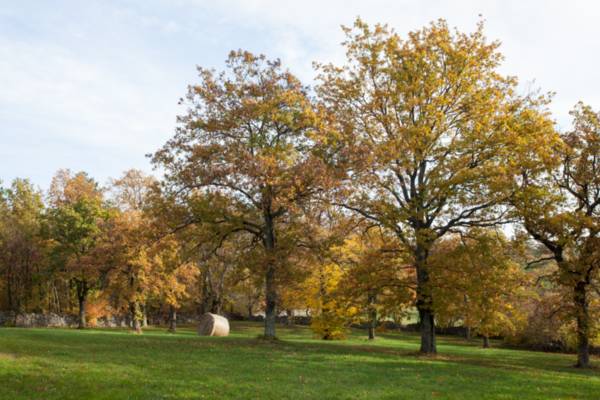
[
  {"x1": 0, "y1": 312, "x2": 77, "y2": 328},
  {"x1": 0, "y1": 312, "x2": 137, "y2": 328}
]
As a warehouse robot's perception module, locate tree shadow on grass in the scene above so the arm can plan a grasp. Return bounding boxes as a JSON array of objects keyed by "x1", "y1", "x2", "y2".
[
  {"x1": 24, "y1": 328, "x2": 600, "y2": 374},
  {"x1": 3, "y1": 334, "x2": 597, "y2": 400},
  {"x1": 1, "y1": 326, "x2": 599, "y2": 400},
  {"x1": 3, "y1": 325, "x2": 598, "y2": 375}
]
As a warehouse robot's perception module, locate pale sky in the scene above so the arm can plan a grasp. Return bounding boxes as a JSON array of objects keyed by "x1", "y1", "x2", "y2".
[{"x1": 1, "y1": 0, "x2": 599, "y2": 189}]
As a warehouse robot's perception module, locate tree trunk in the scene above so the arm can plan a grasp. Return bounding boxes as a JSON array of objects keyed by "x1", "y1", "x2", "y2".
[
  {"x1": 264, "y1": 263, "x2": 277, "y2": 339},
  {"x1": 463, "y1": 294, "x2": 471, "y2": 340},
  {"x1": 77, "y1": 295, "x2": 87, "y2": 329},
  {"x1": 132, "y1": 316, "x2": 142, "y2": 333},
  {"x1": 418, "y1": 307, "x2": 436, "y2": 353},
  {"x1": 368, "y1": 321, "x2": 376, "y2": 340},
  {"x1": 286, "y1": 309, "x2": 294, "y2": 326},
  {"x1": 415, "y1": 245, "x2": 436, "y2": 354},
  {"x1": 75, "y1": 280, "x2": 88, "y2": 329},
  {"x1": 130, "y1": 302, "x2": 142, "y2": 334},
  {"x1": 168, "y1": 305, "x2": 177, "y2": 333},
  {"x1": 199, "y1": 270, "x2": 223, "y2": 315},
  {"x1": 6, "y1": 270, "x2": 13, "y2": 312},
  {"x1": 141, "y1": 303, "x2": 148, "y2": 327},
  {"x1": 212, "y1": 297, "x2": 222, "y2": 315},
  {"x1": 199, "y1": 272, "x2": 211, "y2": 315},
  {"x1": 482, "y1": 335, "x2": 490, "y2": 348},
  {"x1": 367, "y1": 292, "x2": 377, "y2": 340},
  {"x1": 574, "y1": 280, "x2": 590, "y2": 368},
  {"x1": 263, "y1": 208, "x2": 277, "y2": 340}
]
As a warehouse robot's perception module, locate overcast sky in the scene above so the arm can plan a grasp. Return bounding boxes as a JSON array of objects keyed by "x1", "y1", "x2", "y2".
[{"x1": 1, "y1": 0, "x2": 599, "y2": 189}]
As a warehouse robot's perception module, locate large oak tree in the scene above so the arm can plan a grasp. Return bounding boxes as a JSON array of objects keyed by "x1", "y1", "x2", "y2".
[
  {"x1": 152, "y1": 51, "x2": 333, "y2": 338},
  {"x1": 316, "y1": 19, "x2": 556, "y2": 353}
]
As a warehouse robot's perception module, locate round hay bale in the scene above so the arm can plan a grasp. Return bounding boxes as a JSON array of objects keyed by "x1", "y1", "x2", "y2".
[{"x1": 197, "y1": 313, "x2": 230, "y2": 337}]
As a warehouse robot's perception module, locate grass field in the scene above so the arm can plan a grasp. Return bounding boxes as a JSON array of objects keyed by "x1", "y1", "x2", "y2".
[{"x1": 0, "y1": 322, "x2": 598, "y2": 399}]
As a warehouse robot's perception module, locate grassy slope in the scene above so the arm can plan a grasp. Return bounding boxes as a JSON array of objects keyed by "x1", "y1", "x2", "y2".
[{"x1": 0, "y1": 322, "x2": 598, "y2": 399}]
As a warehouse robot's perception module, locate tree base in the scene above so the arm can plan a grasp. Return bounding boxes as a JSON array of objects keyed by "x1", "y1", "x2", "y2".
[
  {"x1": 574, "y1": 362, "x2": 592, "y2": 369},
  {"x1": 256, "y1": 334, "x2": 279, "y2": 342}
]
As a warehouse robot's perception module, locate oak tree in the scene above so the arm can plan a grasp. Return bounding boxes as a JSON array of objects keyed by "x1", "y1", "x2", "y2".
[
  {"x1": 512, "y1": 103, "x2": 600, "y2": 367},
  {"x1": 317, "y1": 19, "x2": 555, "y2": 353},
  {"x1": 153, "y1": 50, "x2": 333, "y2": 338}
]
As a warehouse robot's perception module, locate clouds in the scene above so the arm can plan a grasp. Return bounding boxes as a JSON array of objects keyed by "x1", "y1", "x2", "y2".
[
  {"x1": 205, "y1": 0, "x2": 600, "y2": 123},
  {"x1": 0, "y1": 34, "x2": 177, "y2": 185},
  {"x1": 0, "y1": 1, "x2": 193, "y2": 186},
  {"x1": 1, "y1": 0, "x2": 599, "y2": 188}
]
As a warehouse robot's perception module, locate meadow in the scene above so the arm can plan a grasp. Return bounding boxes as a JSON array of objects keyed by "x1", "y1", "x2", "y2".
[{"x1": 0, "y1": 322, "x2": 598, "y2": 399}]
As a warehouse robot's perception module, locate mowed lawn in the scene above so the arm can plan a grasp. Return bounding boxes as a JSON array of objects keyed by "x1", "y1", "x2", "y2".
[{"x1": 0, "y1": 322, "x2": 598, "y2": 399}]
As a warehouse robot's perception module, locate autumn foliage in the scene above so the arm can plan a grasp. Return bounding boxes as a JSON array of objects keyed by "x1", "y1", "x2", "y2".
[{"x1": 1, "y1": 18, "x2": 598, "y2": 369}]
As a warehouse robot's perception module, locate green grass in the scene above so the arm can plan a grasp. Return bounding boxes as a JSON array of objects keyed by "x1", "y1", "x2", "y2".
[{"x1": 0, "y1": 322, "x2": 598, "y2": 399}]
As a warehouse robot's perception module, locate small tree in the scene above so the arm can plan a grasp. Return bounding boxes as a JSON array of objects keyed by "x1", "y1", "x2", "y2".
[
  {"x1": 430, "y1": 230, "x2": 528, "y2": 347},
  {"x1": 147, "y1": 236, "x2": 198, "y2": 333},
  {"x1": 103, "y1": 209, "x2": 152, "y2": 333},
  {"x1": 308, "y1": 262, "x2": 357, "y2": 340},
  {"x1": 107, "y1": 170, "x2": 158, "y2": 333},
  {"x1": 334, "y1": 230, "x2": 414, "y2": 340},
  {"x1": 46, "y1": 170, "x2": 108, "y2": 329}
]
